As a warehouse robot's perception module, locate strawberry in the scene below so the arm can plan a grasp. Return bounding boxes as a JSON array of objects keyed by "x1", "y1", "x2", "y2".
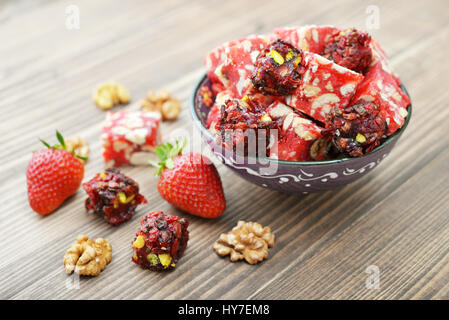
[
  {"x1": 151, "y1": 140, "x2": 226, "y2": 218},
  {"x1": 27, "y1": 131, "x2": 86, "y2": 215}
]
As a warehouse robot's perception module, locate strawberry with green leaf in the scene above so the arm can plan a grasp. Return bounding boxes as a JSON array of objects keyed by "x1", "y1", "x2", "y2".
[
  {"x1": 27, "y1": 131, "x2": 86, "y2": 215},
  {"x1": 151, "y1": 140, "x2": 226, "y2": 218}
]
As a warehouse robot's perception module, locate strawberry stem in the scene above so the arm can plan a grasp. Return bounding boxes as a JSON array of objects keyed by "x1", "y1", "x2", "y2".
[
  {"x1": 75, "y1": 155, "x2": 89, "y2": 161},
  {"x1": 56, "y1": 130, "x2": 66, "y2": 150},
  {"x1": 39, "y1": 139, "x2": 51, "y2": 148},
  {"x1": 37, "y1": 131, "x2": 88, "y2": 161},
  {"x1": 150, "y1": 139, "x2": 186, "y2": 175}
]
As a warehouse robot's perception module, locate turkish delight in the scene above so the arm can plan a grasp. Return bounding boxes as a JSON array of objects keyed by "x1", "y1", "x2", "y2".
[
  {"x1": 285, "y1": 52, "x2": 364, "y2": 124},
  {"x1": 101, "y1": 110, "x2": 161, "y2": 167}
]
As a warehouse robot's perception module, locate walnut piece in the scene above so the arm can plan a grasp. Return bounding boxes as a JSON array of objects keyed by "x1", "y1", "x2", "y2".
[
  {"x1": 64, "y1": 136, "x2": 89, "y2": 162},
  {"x1": 140, "y1": 89, "x2": 181, "y2": 120},
  {"x1": 213, "y1": 221, "x2": 275, "y2": 265},
  {"x1": 63, "y1": 234, "x2": 112, "y2": 276},
  {"x1": 93, "y1": 82, "x2": 131, "y2": 110},
  {"x1": 310, "y1": 138, "x2": 331, "y2": 161}
]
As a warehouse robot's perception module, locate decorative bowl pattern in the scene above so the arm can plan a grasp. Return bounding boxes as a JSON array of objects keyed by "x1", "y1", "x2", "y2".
[{"x1": 190, "y1": 74, "x2": 412, "y2": 194}]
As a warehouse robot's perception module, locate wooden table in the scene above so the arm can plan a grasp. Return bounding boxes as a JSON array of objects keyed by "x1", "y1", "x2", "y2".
[{"x1": 1, "y1": 0, "x2": 448, "y2": 300}]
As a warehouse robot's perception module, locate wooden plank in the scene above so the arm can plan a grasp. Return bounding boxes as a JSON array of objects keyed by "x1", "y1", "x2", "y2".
[{"x1": 252, "y1": 148, "x2": 449, "y2": 299}]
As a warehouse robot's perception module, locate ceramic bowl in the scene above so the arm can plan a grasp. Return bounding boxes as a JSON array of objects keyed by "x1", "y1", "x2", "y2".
[{"x1": 190, "y1": 74, "x2": 412, "y2": 193}]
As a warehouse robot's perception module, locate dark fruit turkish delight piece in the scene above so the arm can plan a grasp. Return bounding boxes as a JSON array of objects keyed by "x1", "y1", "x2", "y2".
[
  {"x1": 323, "y1": 101, "x2": 387, "y2": 157},
  {"x1": 350, "y1": 61, "x2": 410, "y2": 135},
  {"x1": 251, "y1": 39, "x2": 305, "y2": 96},
  {"x1": 322, "y1": 28, "x2": 372, "y2": 74},
  {"x1": 216, "y1": 95, "x2": 278, "y2": 154},
  {"x1": 83, "y1": 168, "x2": 147, "y2": 225},
  {"x1": 132, "y1": 211, "x2": 189, "y2": 271}
]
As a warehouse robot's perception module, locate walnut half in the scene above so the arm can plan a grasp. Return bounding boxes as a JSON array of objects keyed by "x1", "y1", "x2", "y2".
[
  {"x1": 63, "y1": 235, "x2": 112, "y2": 276},
  {"x1": 64, "y1": 136, "x2": 89, "y2": 162},
  {"x1": 93, "y1": 82, "x2": 131, "y2": 110},
  {"x1": 213, "y1": 221, "x2": 275, "y2": 265},
  {"x1": 140, "y1": 89, "x2": 181, "y2": 120}
]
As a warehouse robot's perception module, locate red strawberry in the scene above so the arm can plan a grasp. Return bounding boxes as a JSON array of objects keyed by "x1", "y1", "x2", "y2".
[
  {"x1": 152, "y1": 140, "x2": 226, "y2": 218},
  {"x1": 27, "y1": 131, "x2": 86, "y2": 215}
]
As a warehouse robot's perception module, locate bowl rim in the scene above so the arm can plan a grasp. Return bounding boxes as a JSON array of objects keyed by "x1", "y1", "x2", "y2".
[{"x1": 190, "y1": 73, "x2": 412, "y2": 166}]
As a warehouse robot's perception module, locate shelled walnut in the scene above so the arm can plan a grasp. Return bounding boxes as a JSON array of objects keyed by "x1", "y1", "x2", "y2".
[
  {"x1": 63, "y1": 234, "x2": 112, "y2": 276},
  {"x1": 93, "y1": 82, "x2": 131, "y2": 110},
  {"x1": 140, "y1": 89, "x2": 181, "y2": 120},
  {"x1": 310, "y1": 138, "x2": 331, "y2": 161},
  {"x1": 64, "y1": 136, "x2": 89, "y2": 162},
  {"x1": 213, "y1": 221, "x2": 275, "y2": 265}
]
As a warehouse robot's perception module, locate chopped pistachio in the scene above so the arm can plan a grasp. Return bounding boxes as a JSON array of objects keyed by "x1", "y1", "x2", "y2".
[
  {"x1": 293, "y1": 56, "x2": 302, "y2": 67},
  {"x1": 133, "y1": 235, "x2": 145, "y2": 249},
  {"x1": 117, "y1": 192, "x2": 127, "y2": 203},
  {"x1": 260, "y1": 114, "x2": 272, "y2": 123},
  {"x1": 270, "y1": 49, "x2": 285, "y2": 65},
  {"x1": 147, "y1": 253, "x2": 158, "y2": 265},
  {"x1": 125, "y1": 194, "x2": 135, "y2": 203},
  {"x1": 356, "y1": 133, "x2": 367, "y2": 143},
  {"x1": 158, "y1": 254, "x2": 172, "y2": 268},
  {"x1": 339, "y1": 28, "x2": 352, "y2": 37}
]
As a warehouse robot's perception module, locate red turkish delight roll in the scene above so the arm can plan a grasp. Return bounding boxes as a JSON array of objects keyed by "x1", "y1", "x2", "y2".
[
  {"x1": 83, "y1": 168, "x2": 147, "y2": 225},
  {"x1": 369, "y1": 39, "x2": 402, "y2": 86},
  {"x1": 204, "y1": 35, "x2": 269, "y2": 98},
  {"x1": 102, "y1": 110, "x2": 161, "y2": 167},
  {"x1": 132, "y1": 211, "x2": 189, "y2": 271},
  {"x1": 267, "y1": 101, "x2": 326, "y2": 161},
  {"x1": 273, "y1": 25, "x2": 341, "y2": 54},
  {"x1": 285, "y1": 52, "x2": 364, "y2": 124},
  {"x1": 350, "y1": 62, "x2": 410, "y2": 134}
]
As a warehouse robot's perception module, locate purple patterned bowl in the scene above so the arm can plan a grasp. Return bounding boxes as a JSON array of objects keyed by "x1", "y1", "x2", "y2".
[{"x1": 190, "y1": 74, "x2": 412, "y2": 193}]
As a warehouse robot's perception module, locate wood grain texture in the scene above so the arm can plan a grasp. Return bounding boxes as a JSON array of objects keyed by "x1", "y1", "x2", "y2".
[{"x1": 0, "y1": 0, "x2": 448, "y2": 300}]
